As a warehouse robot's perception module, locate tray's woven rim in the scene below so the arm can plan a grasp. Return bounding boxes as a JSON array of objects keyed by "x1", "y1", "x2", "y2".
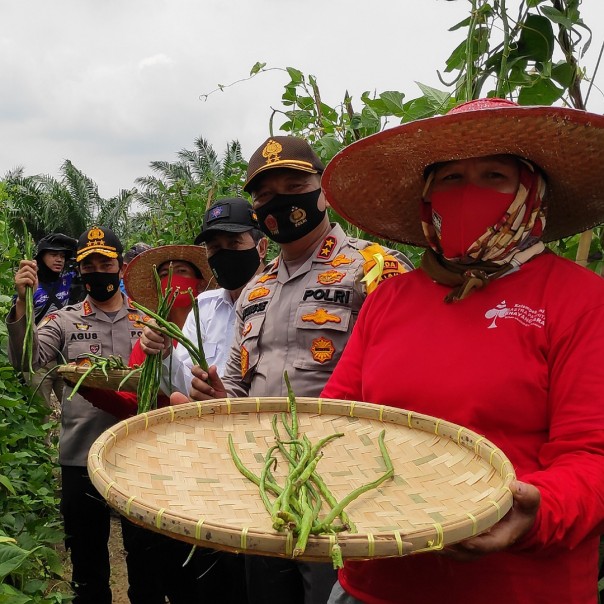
[
  {"x1": 88, "y1": 398, "x2": 515, "y2": 562},
  {"x1": 58, "y1": 364, "x2": 140, "y2": 392}
]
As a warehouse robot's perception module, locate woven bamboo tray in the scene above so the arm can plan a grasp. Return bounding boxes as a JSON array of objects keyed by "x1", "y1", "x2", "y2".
[
  {"x1": 88, "y1": 398, "x2": 515, "y2": 562},
  {"x1": 58, "y1": 364, "x2": 141, "y2": 392}
]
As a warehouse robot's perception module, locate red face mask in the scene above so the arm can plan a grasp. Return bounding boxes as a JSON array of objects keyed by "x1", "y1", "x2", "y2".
[
  {"x1": 430, "y1": 184, "x2": 515, "y2": 259},
  {"x1": 160, "y1": 275, "x2": 201, "y2": 308}
]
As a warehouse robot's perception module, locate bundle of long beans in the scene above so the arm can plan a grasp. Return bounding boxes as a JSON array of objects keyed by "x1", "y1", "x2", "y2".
[
  {"x1": 66, "y1": 354, "x2": 139, "y2": 400},
  {"x1": 21, "y1": 221, "x2": 35, "y2": 378},
  {"x1": 135, "y1": 266, "x2": 178, "y2": 414},
  {"x1": 132, "y1": 294, "x2": 208, "y2": 372},
  {"x1": 132, "y1": 267, "x2": 208, "y2": 413},
  {"x1": 228, "y1": 372, "x2": 394, "y2": 568}
]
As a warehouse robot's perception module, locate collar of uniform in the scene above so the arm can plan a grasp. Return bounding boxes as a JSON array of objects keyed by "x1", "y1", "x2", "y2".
[
  {"x1": 217, "y1": 287, "x2": 235, "y2": 308},
  {"x1": 313, "y1": 223, "x2": 347, "y2": 263},
  {"x1": 81, "y1": 294, "x2": 131, "y2": 322}
]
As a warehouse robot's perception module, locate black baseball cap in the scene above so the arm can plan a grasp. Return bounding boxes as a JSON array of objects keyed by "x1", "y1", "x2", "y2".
[
  {"x1": 35, "y1": 233, "x2": 77, "y2": 260},
  {"x1": 76, "y1": 226, "x2": 124, "y2": 263},
  {"x1": 194, "y1": 198, "x2": 259, "y2": 244}
]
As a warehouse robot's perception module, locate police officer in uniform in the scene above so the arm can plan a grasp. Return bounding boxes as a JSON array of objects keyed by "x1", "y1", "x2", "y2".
[
  {"x1": 179, "y1": 136, "x2": 413, "y2": 604},
  {"x1": 7, "y1": 226, "x2": 147, "y2": 604}
]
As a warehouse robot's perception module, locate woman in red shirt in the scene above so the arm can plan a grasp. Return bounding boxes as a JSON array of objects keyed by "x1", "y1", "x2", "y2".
[{"x1": 320, "y1": 99, "x2": 604, "y2": 604}]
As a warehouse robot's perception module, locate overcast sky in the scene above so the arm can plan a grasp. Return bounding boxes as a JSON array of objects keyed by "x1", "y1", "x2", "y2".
[{"x1": 2, "y1": 0, "x2": 603, "y2": 198}]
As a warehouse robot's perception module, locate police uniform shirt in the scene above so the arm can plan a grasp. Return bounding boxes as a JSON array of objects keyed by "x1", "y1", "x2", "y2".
[
  {"x1": 221, "y1": 223, "x2": 411, "y2": 399},
  {"x1": 7, "y1": 296, "x2": 146, "y2": 466}
]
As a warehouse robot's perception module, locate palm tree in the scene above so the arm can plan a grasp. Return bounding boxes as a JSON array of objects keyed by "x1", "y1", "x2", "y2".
[
  {"x1": 4, "y1": 160, "x2": 135, "y2": 244},
  {"x1": 133, "y1": 136, "x2": 247, "y2": 245}
]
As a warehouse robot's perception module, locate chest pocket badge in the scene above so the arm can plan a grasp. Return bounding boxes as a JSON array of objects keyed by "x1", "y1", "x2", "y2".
[{"x1": 310, "y1": 337, "x2": 335, "y2": 363}]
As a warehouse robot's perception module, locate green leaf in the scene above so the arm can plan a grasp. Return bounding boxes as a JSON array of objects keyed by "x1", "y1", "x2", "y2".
[
  {"x1": 415, "y1": 83, "x2": 452, "y2": 112},
  {"x1": 448, "y1": 16, "x2": 471, "y2": 32},
  {"x1": 0, "y1": 474, "x2": 15, "y2": 495},
  {"x1": 527, "y1": 0, "x2": 547, "y2": 6},
  {"x1": 315, "y1": 136, "x2": 343, "y2": 162},
  {"x1": 402, "y1": 96, "x2": 438, "y2": 122},
  {"x1": 249, "y1": 61, "x2": 266, "y2": 76},
  {"x1": 551, "y1": 62, "x2": 576, "y2": 87},
  {"x1": 285, "y1": 67, "x2": 304, "y2": 84},
  {"x1": 444, "y1": 39, "x2": 468, "y2": 73},
  {"x1": 517, "y1": 14, "x2": 554, "y2": 63},
  {"x1": 518, "y1": 77, "x2": 563, "y2": 105},
  {"x1": 0, "y1": 542, "x2": 40, "y2": 579},
  {"x1": 540, "y1": 5, "x2": 574, "y2": 30},
  {"x1": 379, "y1": 91, "x2": 405, "y2": 117}
]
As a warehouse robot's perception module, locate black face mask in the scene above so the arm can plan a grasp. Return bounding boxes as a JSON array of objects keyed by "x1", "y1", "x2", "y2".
[
  {"x1": 81, "y1": 272, "x2": 121, "y2": 302},
  {"x1": 208, "y1": 246, "x2": 261, "y2": 291},
  {"x1": 255, "y1": 189, "x2": 325, "y2": 243}
]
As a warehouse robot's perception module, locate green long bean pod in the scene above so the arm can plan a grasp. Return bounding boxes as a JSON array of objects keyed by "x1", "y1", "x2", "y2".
[
  {"x1": 131, "y1": 301, "x2": 207, "y2": 368},
  {"x1": 228, "y1": 434, "x2": 281, "y2": 498},
  {"x1": 21, "y1": 220, "x2": 35, "y2": 378},
  {"x1": 259, "y1": 445, "x2": 280, "y2": 517},
  {"x1": 292, "y1": 484, "x2": 314, "y2": 557},
  {"x1": 309, "y1": 471, "x2": 356, "y2": 533},
  {"x1": 189, "y1": 289, "x2": 208, "y2": 371},
  {"x1": 314, "y1": 430, "x2": 393, "y2": 532}
]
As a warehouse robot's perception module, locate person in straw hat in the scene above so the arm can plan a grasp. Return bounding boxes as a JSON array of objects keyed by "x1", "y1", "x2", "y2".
[{"x1": 319, "y1": 97, "x2": 604, "y2": 604}]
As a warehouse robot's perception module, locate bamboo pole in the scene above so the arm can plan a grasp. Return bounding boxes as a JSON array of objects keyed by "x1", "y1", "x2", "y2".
[{"x1": 575, "y1": 230, "x2": 593, "y2": 267}]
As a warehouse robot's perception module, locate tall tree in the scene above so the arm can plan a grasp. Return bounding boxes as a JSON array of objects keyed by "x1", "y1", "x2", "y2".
[{"x1": 132, "y1": 137, "x2": 247, "y2": 245}]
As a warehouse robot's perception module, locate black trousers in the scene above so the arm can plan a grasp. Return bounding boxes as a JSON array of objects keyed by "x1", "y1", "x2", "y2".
[
  {"x1": 245, "y1": 555, "x2": 337, "y2": 604},
  {"x1": 61, "y1": 465, "x2": 247, "y2": 604},
  {"x1": 61, "y1": 465, "x2": 112, "y2": 604},
  {"x1": 121, "y1": 518, "x2": 247, "y2": 604}
]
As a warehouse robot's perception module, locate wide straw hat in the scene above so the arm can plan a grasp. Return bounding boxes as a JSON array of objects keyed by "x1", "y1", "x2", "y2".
[
  {"x1": 124, "y1": 245, "x2": 216, "y2": 311},
  {"x1": 322, "y1": 98, "x2": 604, "y2": 246}
]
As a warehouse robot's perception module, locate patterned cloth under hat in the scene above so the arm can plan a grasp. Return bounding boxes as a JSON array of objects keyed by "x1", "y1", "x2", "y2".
[
  {"x1": 243, "y1": 136, "x2": 324, "y2": 193},
  {"x1": 322, "y1": 97, "x2": 604, "y2": 246},
  {"x1": 76, "y1": 226, "x2": 123, "y2": 263}
]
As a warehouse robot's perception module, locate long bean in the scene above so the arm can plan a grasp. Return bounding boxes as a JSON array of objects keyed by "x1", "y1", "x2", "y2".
[
  {"x1": 137, "y1": 265, "x2": 178, "y2": 413},
  {"x1": 227, "y1": 372, "x2": 393, "y2": 566},
  {"x1": 21, "y1": 221, "x2": 35, "y2": 378}
]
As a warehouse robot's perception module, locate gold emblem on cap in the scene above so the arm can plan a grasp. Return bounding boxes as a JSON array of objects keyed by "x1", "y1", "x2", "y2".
[
  {"x1": 88, "y1": 227, "x2": 105, "y2": 240},
  {"x1": 262, "y1": 140, "x2": 283, "y2": 165}
]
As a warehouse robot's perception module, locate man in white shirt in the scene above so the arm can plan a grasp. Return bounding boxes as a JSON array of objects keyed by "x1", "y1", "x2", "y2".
[{"x1": 143, "y1": 197, "x2": 267, "y2": 396}]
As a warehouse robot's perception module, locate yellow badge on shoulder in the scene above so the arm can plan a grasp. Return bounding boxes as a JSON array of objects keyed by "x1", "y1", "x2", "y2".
[
  {"x1": 302, "y1": 309, "x2": 341, "y2": 325},
  {"x1": 240, "y1": 345, "x2": 249, "y2": 377},
  {"x1": 83, "y1": 301, "x2": 93, "y2": 316},
  {"x1": 256, "y1": 273, "x2": 277, "y2": 284},
  {"x1": 248, "y1": 286, "x2": 270, "y2": 302},
  {"x1": 317, "y1": 236, "x2": 337, "y2": 260},
  {"x1": 242, "y1": 322, "x2": 252, "y2": 337},
  {"x1": 310, "y1": 337, "x2": 335, "y2": 363},
  {"x1": 317, "y1": 270, "x2": 345, "y2": 285},
  {"x1": 328, "y1": 254, "x2": 353, "y2": 267},
  {"x1": 39, "y1": 314, "x2": 58, "y2": 327}
]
